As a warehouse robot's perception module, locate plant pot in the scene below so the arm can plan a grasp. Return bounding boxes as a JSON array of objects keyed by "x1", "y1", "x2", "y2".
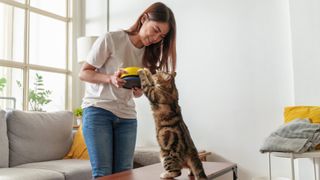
[{"x1": 76, "y1": 116, "x2": 82, "y2": 125}]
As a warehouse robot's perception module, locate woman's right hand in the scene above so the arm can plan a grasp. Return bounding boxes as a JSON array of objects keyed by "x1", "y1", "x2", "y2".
[{"x1": 110, "y1": 69, "x2": 127, "y2": 88}]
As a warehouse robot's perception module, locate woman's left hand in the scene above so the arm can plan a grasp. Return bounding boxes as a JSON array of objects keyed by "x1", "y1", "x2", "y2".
[{"x1": 133, "y1": 87, "x2": 143, "y2": 98}]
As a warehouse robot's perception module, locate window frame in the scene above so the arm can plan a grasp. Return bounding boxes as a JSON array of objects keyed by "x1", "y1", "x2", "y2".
[{"x1": 0, "y1": 0, "x2": 72, "y2": 111}]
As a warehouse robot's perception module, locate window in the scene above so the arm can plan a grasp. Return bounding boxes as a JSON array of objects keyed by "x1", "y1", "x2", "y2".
[
  {"x1": 0, "y1": 0, "x2": 72, "y2": 111},
  {"x1": 0, "y1": 67, "x2": 23, "y2": 110},
  {"x1": 0, "y1": 3, "x2": 24, "y2": 62},
  {"x1": 29, "y1": 12, "x2": 67, "y2": 68}
]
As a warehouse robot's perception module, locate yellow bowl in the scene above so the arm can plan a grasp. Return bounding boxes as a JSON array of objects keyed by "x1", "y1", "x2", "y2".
[{"x1": 120, "y1": 67, "x2": 142, "y2": 78}]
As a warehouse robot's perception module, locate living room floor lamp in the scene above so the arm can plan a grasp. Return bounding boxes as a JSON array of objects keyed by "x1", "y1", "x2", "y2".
[
  {"x1": 76, "y1": 36, "x2": 97, "y2": 113},
  {"x1": 77, "y1": 36, "x2": 98, "y2": 63}
]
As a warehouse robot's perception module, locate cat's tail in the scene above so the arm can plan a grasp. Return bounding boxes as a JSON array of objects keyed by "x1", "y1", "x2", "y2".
[{"x1": 187, "y1": 153, "x2": 208, "y2": 180}]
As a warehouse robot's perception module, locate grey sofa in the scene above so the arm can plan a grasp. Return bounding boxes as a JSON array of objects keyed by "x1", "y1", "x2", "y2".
[
  {"x1": 0, "y1": 109, "x2": 162, "y2": 180},
  {"x1": 0, "y1": 109, "x2": 92, "y2": 180}
]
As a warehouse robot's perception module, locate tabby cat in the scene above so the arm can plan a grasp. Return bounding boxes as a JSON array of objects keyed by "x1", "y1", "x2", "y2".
[{"x1": 138, "y1": 68, "x2": 207, "y2": 180}]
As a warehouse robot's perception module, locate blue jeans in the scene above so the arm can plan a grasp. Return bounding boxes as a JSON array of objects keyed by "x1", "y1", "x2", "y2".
[{"x1": 82, "y1": 106, "x2": 137, "y2": 178}]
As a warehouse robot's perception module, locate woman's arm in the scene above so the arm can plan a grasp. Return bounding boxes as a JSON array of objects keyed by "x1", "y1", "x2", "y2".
[
  {"x1": 79, "y1": 63, "x2": 110, "y2": 84},
  {"x1": 79, "y1": 63, "x2": 126, "y2": 88}
]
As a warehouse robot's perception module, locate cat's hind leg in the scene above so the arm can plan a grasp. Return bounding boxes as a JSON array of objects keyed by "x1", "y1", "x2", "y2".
[
  {"x1": 188, "y1": 169, "x2": 194, "y2": 176},
  {"x1": 186, "y1": 154, "x2": 208, "y2": 180},
  {"x1": 160, "y1": 170, "x2": 181, "y2": 179},
  {"x1": 160, "y1": 154, "x2": 182, "y2": 179}
]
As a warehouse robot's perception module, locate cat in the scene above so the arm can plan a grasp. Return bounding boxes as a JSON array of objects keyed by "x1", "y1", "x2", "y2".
[{"x1": 138, "y1": 68, "x2": 207, "y2": 180}]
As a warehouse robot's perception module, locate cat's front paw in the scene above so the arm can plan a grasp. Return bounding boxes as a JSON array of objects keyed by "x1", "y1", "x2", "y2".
[
  {"x1": 138, "y1": 69, "x2": 146, "y2": 81},
  {"x1": 160, "y1": 171, "x2": 181, "y2": 179},
  {"x1": 137, "y1": 68, "x2": 145, "y2": 75},
  {"x1": 143, "y1": 68, "x2": 153, "y2": 76}
]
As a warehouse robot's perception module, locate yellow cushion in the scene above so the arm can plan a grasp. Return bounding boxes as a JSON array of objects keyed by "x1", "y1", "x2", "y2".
[
  {"x1": 284, "y1": 106, "x2": 320, "y2": 124},
  {"x1": 64, "y1": 125, "x2": 89, "y2": 160}
]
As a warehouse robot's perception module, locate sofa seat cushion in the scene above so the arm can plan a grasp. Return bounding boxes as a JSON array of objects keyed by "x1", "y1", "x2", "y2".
[
  {"x1": 0, "y1": 167, "x2": 64, "y2": 180},
  {"x1": 15, "y1": 159, "x2": 91, "y2": 180},
  {"x1": 0, "y1": 109, "x2": 8, "y2": 167},
  {"x1": 7, "y1": 110, "x2": 73, "y2": 167}
]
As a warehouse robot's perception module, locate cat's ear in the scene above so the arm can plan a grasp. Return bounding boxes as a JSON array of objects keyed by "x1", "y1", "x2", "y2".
[{"x1": 172, "y1": 72, "x2": 176, "y2": 77}]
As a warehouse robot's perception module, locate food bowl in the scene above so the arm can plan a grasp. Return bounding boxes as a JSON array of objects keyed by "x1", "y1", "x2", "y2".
[{"x1": 120, "y1": 67, "x2": 142, "y2": 89}]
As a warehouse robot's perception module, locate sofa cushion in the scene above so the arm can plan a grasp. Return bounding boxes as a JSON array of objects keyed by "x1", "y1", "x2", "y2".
[
  {"x1": 0, "y1": 109, "x2": 9, "y2": 167},
  {"x1": 15, "y1": 159, "x2": 92, "y2": 180},
  {"x1": 284, "y1": 106, "x2": 320, "y2": 123},
  {"x1": 7, "y1": 110, "x2": 73, "y2": 167},
  {"x1": 0, "y1": 167, "x2": 64, "y2": 180}
]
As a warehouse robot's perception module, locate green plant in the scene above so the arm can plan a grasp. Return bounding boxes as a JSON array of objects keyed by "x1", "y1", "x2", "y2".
[
  {"x1": 29, "y1": 73, "x2": 52, "y2": 111},
  {"x1": 17, "y1": 73, "x2": 52, "y2": 111},
  {"x1": 0, "y1": 77, "x2": 6, "y2": 92},
  {"x1": 73, "y1": 107, "x2": 83, "y2": 117}
]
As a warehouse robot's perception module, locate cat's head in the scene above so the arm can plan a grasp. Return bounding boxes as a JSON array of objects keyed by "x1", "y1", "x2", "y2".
[{"x1": 153, "y1": 71, "x2": 177, "y2": 90}]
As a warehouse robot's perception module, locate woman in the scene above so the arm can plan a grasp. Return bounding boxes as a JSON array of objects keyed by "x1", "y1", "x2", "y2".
[{"x1": 79, "y1": 2, "x2": 176, "y2": 178}]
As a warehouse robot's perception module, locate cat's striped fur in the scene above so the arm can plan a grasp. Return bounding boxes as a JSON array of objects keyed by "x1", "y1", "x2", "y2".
[{"x1": 138, "y1": 68, "x2": 207, "y2": 180}]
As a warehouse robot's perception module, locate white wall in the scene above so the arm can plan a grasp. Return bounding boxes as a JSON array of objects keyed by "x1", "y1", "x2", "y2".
[
  {"x1": 289, "y1": 0, "x2": 320, "y2": 179},
  {"x1": 85, "y1": 0, "x2": 108, "y2": 35},
  {"x1": 83, "y1": 0, "x2": 300, "y2": 179},
  {"x1": 290, "y1": 0, "x2": 320, "y2": 105}
]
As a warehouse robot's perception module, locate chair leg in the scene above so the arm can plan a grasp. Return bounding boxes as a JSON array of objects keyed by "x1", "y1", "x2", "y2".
[
  {"x1": 268, "y1": 152, "x2": 272, "y2": 180},
  {"x1": 291, "y1": 153, "x2": 295, "y2": 180},
  {"x1": 313, "y1": 158, "x2": 317, "y2": 180}
]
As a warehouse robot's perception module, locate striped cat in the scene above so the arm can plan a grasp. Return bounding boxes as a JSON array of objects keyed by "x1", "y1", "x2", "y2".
[{"x1": 138, "y1": 68, "x2": 207, "y2": 180}]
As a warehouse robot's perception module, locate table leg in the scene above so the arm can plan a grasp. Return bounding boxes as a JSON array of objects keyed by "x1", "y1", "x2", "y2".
[{"x1": 233, "y1": 166, "x2": 238, "y2": 180}]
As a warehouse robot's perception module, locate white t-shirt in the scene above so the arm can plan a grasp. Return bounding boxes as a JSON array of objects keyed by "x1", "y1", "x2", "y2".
[{"x1": 81, "y1": 30, "x2": 145, "y2": 119}]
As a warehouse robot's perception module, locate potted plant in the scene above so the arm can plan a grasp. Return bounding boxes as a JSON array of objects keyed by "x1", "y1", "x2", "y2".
[
  {"x1": 73, "y1": 107, "x2": 83, "y2": 125},
  {"x1": 16, "y1": 73, "x2": 52, "y2": 111},
  {"x1": 0, "y1": 77, "x2": 6, "y2": 93}
]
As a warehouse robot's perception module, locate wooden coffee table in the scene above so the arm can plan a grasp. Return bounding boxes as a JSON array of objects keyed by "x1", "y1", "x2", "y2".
[{"x1": 97, "y1": 162, "x2": 238, "y2": 180}]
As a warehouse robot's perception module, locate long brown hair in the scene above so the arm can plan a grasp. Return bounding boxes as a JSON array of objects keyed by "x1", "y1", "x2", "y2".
[{"x1": 126, "y1": 2, "x2": 176, "y2": 74}]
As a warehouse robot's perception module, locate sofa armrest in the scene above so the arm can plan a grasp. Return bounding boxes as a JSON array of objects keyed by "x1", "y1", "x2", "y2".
[{"x1": 133, "y1": 146, "x2": 212, "y2": 168}]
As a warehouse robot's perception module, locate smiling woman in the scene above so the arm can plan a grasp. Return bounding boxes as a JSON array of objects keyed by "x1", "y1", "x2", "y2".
[
  {"x1": 125, "y1": 2, "x2": 176, "y2": 74},
  {"x1": 129, "y1": 16, "x2": 169, "y2": 47}
]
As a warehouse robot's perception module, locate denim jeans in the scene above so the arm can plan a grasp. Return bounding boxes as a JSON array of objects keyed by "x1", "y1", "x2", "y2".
[{"x1": 82, "y1": 106, "x2": 137, "y2": 178}]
